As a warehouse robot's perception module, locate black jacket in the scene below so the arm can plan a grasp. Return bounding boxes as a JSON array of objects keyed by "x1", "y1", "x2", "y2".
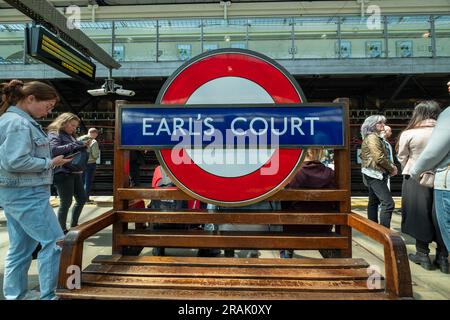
[{"x1": 48, "y1": 130, "x2": 85, "y2": 174}]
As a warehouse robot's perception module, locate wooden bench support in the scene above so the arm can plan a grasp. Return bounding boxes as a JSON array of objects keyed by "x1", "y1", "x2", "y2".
[{"x1": 57, "y1": 210, "x2": 412, "y2": 300}]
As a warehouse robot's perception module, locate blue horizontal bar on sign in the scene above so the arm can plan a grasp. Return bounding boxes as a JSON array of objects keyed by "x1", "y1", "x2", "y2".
[{"x1": 119, "y1": 104, "x2": 345, "y2": 148}]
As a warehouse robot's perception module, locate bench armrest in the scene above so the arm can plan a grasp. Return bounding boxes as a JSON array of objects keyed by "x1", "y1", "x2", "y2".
[
  {"x1": 347, "y1": 212, "x2": 413, "y2": 298},
  {"x1": 58, "y1": 209, "x2": 116, "y2": 289}
]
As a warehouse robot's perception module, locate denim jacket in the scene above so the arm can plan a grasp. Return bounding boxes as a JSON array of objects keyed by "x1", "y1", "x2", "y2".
[{"x1": 0, "y1": 106, "x2": 53, "y2": 187}]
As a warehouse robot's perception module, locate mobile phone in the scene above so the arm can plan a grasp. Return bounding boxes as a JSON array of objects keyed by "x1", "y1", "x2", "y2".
[{"x1": 64, "y1": 151, "x2": 80, "y2": 159}]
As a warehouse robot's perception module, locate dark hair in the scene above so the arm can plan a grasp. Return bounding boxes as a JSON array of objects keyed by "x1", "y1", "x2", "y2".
[
  {"x1": 404, "y1": 100, "x2": 441, "y2": 131},
  {"x1": 395, "y1": 100, "x2": 441, "y2": 152},
  {"x1": 0, "y1": 80, "x2": 59, "y2": 115}
]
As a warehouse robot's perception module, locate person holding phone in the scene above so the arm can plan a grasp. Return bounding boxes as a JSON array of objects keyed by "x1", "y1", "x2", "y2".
[
  {"x1": 78, "y1": 128, "x2": 100, "y2": 203},
  {"x1": 0, "y1": 80, "x2": 71, "y2": 300},
  {"x1": 48, "y1": 113, "x2": 89, "y2": 232}
]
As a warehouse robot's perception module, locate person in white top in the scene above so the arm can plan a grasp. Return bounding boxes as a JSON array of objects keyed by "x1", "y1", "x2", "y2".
[
  {"x1": 381, "y1": 125, "x2": 394, "y2": 190},
  {"x1": 396, "y1": 100, "x2": 447, "y2": 271}
]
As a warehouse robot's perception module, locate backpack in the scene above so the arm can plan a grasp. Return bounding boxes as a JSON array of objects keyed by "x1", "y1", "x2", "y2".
[
  {"x1": 64, "y1": 148, "x2": 89, "y2": 173},
  {"x1": 149, "y1": 166, "x2": 192, "y2": 230}
]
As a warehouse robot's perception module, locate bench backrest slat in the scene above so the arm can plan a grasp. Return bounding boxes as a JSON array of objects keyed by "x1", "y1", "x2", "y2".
[
  {"x1": 112, "y1": 99, "x2": 352, "y2": 256},
  {"x1": 117, "y1": 211, "x2": 348, "y2": 225}
]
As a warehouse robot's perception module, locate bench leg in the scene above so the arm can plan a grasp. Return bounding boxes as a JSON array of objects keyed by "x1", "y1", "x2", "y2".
[{"x1": 335, "y1": 225, "x2": 352, "y2": 258}]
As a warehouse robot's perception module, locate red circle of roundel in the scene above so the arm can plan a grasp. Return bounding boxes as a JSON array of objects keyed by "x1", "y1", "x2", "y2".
[{"x1": 157, "y1": 50, "x2": 304, "y2": 205}]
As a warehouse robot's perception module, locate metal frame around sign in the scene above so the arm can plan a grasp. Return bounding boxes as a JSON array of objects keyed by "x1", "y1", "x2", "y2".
[{"x1": 117, "y1": 102, "x2": 348, "y2": 150}]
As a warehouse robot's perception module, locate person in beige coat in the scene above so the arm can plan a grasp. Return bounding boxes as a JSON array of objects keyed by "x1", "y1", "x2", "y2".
[{"x1": 396, "y1": 100, "x2": 447, "y2": 271}]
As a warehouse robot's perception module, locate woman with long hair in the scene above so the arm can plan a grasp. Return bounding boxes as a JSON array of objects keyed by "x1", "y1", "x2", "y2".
[
  {"x1": 0, "y1": 80, "x2": 71, "y2": 299},
  {"x1": 360, "y1": 115, "x2": 397, "y2": 228},
  {"x1": 397, "y1": 101, "x2": 448, "y2": 273},
  {"x1": 48, "y1": 113, "x2": 89, "y2": 232}
]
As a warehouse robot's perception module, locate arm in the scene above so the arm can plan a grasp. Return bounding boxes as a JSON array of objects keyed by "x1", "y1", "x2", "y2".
[
  {"x1": 367, "y1": 135, "x2": 395, "y2": 172},
  {"x1": 410, "y1": 109, "x2": 450, "y2": 179},
  {"x1": 48, "y1": 131, "x2": 84, "y2": 157},
  {"x1": 90, "y1": 140, "x2": 100, "y2": 160},
  {"x1": 396, "y1": 132, "x2": 410, "y2": 169},
  {"x1": 0, "y1": 127, "x2": 51, "y2": 172}
]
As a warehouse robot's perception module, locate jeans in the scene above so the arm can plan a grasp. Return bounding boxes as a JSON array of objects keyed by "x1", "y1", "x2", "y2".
[
  {"x1": 54, "y1": 173, "x2": 87, "y2": 230},
  {"x1": 364, "y1": 174, "x2": 395, "y2": 228},
  {"x1": 83, "y1": 163, "x2": 96, "y2": 200},
  {"x1": 435, "y1": 189, "x2": 450, "y2": 251},
  {"x1": 0, "y1": 186, "x2": 64, "y2": 300}
]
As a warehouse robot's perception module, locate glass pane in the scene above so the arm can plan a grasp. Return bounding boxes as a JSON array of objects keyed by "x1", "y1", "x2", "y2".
[
  {"x1": 340, "y1": 16, "x2": 385, "y2": 58},
  {"x1": 158, "y1": 19, "x2": 201, "y2": 61},
  {"x1": 114, "y1": 20, "x2": 157, "y2": 62},
  {"x1": 387, "y1": 15, "x2": 432, "y2": 58},
  {"x1": 248, "y1": 18, "x2": 292, "y2": 59},
  {"x1": 435, "y1": 15, "x2": 450, "y2": 57},
  {"x1": 203, "y1": 19, "x2": 247, "y2": 51},
  {"x1": 0, "y1": 23, "x2": 25, "y2": 64},
  {"x1": 79, "y1": 21, "x2": 113, "y2": 56},
  {"x1": 294, "y1": 17, "x2": 338, "y2": 59}
]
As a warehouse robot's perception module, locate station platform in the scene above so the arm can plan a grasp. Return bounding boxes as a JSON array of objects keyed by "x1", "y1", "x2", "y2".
[{"x1": 0, "y1": 196, "x2": 448, "y2": 300}]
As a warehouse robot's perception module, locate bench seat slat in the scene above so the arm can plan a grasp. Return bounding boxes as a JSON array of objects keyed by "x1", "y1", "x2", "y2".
[
  {"x1": 117, "y1": 188, "x2": 349, "y2": 202},
  {"x1": 81, "y1": 274, "x2": 385, "y2": 292},
  {"x1": 57, "y1": 286, "x2": 395, "y2": 300},
  {"x1": 84, "y1": 263, "x2": 375, "y2": 280},
  {"x1": 92, "y1": 255, "x2": 369, "y2": 269},
  {"x1": 116, "y1": 211, "x2": 347, "y2": 225},
  {"x1": 116, "y1": 231, "x2": 349, "y2": 249}
]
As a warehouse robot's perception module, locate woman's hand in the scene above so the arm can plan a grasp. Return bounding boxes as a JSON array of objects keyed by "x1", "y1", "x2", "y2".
[
  {"x1": 51, "y1": 155, "x2": 73, "y2": 168},
  {"x1": 81, "y1": 138, "x2": 92, "y2": 147}
]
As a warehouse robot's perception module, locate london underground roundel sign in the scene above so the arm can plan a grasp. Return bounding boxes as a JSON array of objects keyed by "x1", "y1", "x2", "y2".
[
  {"x1": 119, "y1": 49, "x2": 346, "y2": 206},
  {"x1": 156, "y1": 49, "x2": 305, "y2": 206}
]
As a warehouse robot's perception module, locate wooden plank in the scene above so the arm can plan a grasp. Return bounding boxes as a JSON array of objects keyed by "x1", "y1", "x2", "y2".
[
  {"x1": 113, "y1": 100, "x2": 129, "y2": 255},
  {"x1": 81, "y1": 274, "x2": 385, "y2": 292},
  {"x1": 57, "y1": 286, "x2": 397, "y2": 300},
  {"x1": 116, "y1": 231, "x2": 349, "y2": 250},
  {"x1": 83, "y1": 263, "x2": 376, "y2": 280},
  {"x1": 333, "y1": 97, "x2": 352, "y2": 258},
  {"x1": 92, "y1": 255, "x2": 370, "y2": 269},
  {"x1": 116, "y1": 211, "x2": 348, "y2": 225},
  {"x1": 348, "y1": 212, "x2": 413, "y2": 298},
  {"x1": 57, "y1": 209, "x2": 115, "y2": 289},
  {"x1": 117, "y1": 188, "x2": 349, "y2": 202}
]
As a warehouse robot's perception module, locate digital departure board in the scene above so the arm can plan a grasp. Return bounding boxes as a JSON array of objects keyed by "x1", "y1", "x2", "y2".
[{"x1": 26, "y1": 26, "x2": 96, "y2": 83}]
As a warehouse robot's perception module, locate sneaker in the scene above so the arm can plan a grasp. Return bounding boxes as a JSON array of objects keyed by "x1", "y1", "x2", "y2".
[
  {"x1": 434, "y1": 255, "x2": 449, "y2": 274},
  {"x1": 22, "y1": 290, "x2": 41, "y2": 300},
  {"x1": 152, "y1": 247, "x2": 165, "y2": 256},
  {"x1": 409, "y1": 252, "x2": 434, "y2": 270},
  {"x1": 280, "y1": 250, "x2": 293, "y2": 259},
  {"x1": 197, "y1": 249, "x2": 221, "y2": 257},
  {"x1": 246, "y1": 250, "x2": 260, "y2": 258},
  {"x1": 224, "y1": 249, "x2": 236, "y2": 258}
]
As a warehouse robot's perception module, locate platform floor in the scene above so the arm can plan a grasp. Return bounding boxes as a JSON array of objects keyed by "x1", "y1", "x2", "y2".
[{"x1": 0, "y1": 196, "x2": 448, "y2": 300}]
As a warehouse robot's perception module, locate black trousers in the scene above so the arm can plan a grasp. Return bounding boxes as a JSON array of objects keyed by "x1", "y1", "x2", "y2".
[
  {"x1": 364, "y1": 174, "x2": 395, "y2": 228},
  {"x1": 54, "y1": 173, "x2": 87, "y2": 230}
]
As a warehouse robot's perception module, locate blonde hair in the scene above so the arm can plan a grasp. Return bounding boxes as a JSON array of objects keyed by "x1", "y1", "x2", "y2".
[
  {"x1": 47, "y1": 112, "x2": 80, "y2": 137},
  {"x1": 305, "y1": 148, "x2": 324, "y2": 161}
]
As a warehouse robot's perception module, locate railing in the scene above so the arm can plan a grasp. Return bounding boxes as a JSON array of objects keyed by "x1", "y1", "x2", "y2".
[{"x1": 0, "y1": 14, "x2": 449, "y2": 64}]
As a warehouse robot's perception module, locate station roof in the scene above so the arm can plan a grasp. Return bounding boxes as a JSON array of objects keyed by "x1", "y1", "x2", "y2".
[{"x1": 0, "y1": 0, "x2": 338, "y2": 9}]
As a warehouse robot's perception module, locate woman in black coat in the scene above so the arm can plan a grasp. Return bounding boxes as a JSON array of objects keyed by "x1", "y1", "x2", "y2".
[{"x1": 48, "y1": 113, "x2": 89, "y2": 232}]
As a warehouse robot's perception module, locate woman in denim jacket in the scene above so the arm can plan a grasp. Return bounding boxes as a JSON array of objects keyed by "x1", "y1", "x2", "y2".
[
  {"x1": 0, "y1": 80, "x2": 71, "y2": 300},
  {"x1": 48, "y1": 113, "x2": 89, "y2": 232}
]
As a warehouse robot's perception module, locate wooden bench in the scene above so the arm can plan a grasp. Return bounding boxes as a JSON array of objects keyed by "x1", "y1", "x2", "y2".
[{"x1": 56, "y1": 100, "x2": 413, "y2": 300}]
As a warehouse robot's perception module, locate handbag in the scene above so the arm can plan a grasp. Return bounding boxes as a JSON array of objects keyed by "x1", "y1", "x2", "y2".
[
  {"x1": 64, "y1": 148, "x2": 88, "y2": 173},
  {"x1": 419, "y1": 171, "x2": 435, "y2": 188}
]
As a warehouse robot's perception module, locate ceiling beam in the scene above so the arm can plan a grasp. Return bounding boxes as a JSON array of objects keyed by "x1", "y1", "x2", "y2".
[{"x1": 3, "y1": 0, "x2": 120, "y2": 69}]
